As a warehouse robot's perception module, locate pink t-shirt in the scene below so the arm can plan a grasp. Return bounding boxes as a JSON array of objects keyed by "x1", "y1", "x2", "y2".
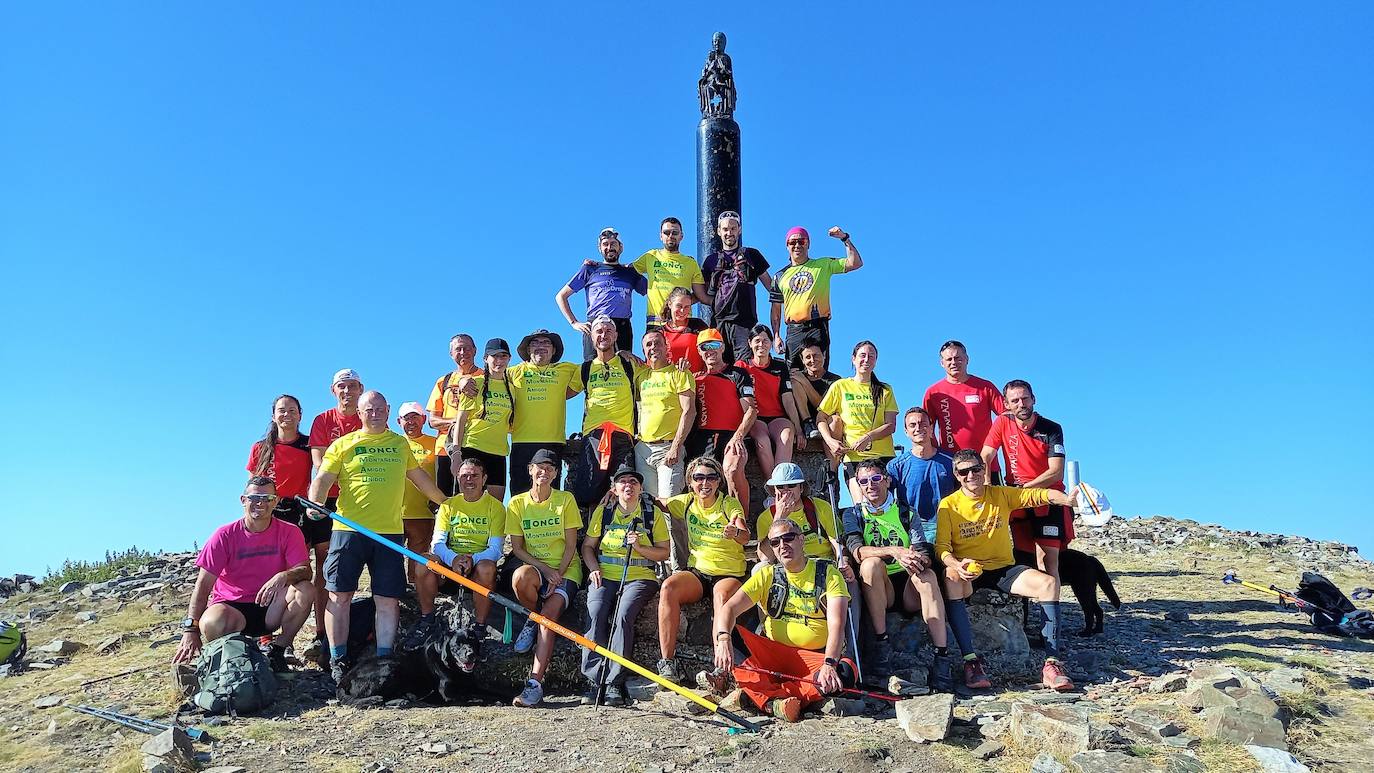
[
  {"x1": 922, "y1": 375, "x2": 1006, "y2": 453},
  {"x1": 197, "y1": 517, "x2": 308, "y2": 605}
]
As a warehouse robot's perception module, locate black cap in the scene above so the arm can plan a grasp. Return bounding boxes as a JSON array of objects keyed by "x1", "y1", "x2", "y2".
[
  {"x1": 530, "y1": 448, "x2": 561, "y2": 467},
  {"x1": 611, "y1": 464, "x2": 643, "y2": 484},
  {"x1": 485, "y1": 338, "x2": 511, "y2": 356}
]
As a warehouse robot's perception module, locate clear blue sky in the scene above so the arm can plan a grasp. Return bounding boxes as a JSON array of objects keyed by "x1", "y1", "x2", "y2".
[{"x1": 2, "y1": 3, "x2": 1371, "y2": 576}]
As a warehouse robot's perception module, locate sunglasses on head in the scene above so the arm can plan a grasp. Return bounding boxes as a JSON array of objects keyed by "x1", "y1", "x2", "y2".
[
  {"x1": 856, "y1": 473, "x2": 885, "y2": 486},
  {"x1": 691, "y1": 472, "x2": 721, "y2": 482},
  {"x1": 954, "y1": 465, "x2": 985, "y2": 477},
  {"x1": 767, "y1": 532, "x2": 800, "y2": 547}
]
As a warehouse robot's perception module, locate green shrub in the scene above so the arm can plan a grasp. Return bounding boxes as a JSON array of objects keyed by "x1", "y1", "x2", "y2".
[{"x1": 43, "y1": 546, "x2": 163, "y2": 587}]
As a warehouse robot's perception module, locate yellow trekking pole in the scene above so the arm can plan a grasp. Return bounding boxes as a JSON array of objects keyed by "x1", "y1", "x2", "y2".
[{"x1": 297, "y1": 497, "x2": 758, "y2": 733}]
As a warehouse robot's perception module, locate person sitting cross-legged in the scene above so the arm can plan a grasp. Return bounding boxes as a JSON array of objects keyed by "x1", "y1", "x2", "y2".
[
  {"x1": 937, "y1": 449, "x2": 1080, "y2": 692},
  {"x1": 712, "y1": 519, "x2": 856, "y2": 723},
  {"x1": 173, "y1": 476, "x2": 314, "y2": 673}
]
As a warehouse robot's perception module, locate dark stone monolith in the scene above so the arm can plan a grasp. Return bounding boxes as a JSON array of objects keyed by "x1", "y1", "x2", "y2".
[{"x1": 696, "y1": 32, "x2": 742, "y2": 271}]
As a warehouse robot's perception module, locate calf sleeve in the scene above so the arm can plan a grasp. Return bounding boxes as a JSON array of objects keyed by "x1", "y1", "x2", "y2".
[
  {"x1": 1040, "y1": 601, "x2": 1061, "y2": 658},
  {"x1": 946, "y1": 599, "x2": 976, "y2": 657}
]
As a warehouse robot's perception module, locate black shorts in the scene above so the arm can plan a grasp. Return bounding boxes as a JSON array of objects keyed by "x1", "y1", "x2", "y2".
[
  {"x1": 757, "y1": 415, "x2": 787, "y2": 424},
  {"x1": 689, "y1": 569, "x2": 744, "y2": 599},
  {"x1": 221, "y1": 600, "x2": 272, "y2": 638},
  {"x1": 882, "y1": 568, "x2": 912, "y2": 610},
  {"x1": 581, "y1": 317, "x2": 634, "y2": 360},
  {"x1": 458, "y1": 447, "x2": 507, "y2": 486},
  {"x1": 716, "y1": 321, "x2": 755, "y2": 364},
  {"x1": 570, "y1": 428, "x2": 634, "y2": 508},
  {"x1": 435, "y1": 454, "x2": 458, "y2": 497},
  {"x1": 273, "y1": 497, "x2": 332, "y2": 546},
  {"x1": 971, "y1": 563, "x2": 1032, "y2": 594},
  {"x1": 784, "y1": 318, "x2": 830, "y2": 368},
  {"x1": 1012, "y1": 504, "x2": 1072, "y2": 550},
  {"x1": 686, "y1": 429, "x2": 738, "y2": 463},
  {"x1": 842, "y1": 457, "x2": 894, "y2": 481},
  {"x1": 509, "y1": 442, "x2": 564, "y2": 495},
  {"x1": 324, "y1": 531, "x2": 407, "y2": 597}
]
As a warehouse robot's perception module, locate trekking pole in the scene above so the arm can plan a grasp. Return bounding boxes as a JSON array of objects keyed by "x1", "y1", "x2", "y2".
[
  {"x1": 594, "y1": 515, "x2": 639, "y2": 708},
  {"x1": 297, "y1": 497, "x2": 758, "y2": 733},
  {"x1": 69, "y1": 705, "x2": 210, "y2": 741},
  {"x1": 824, "y1": 470, "x2": 864, "y2": 684},
  {"x1": 1221, "y1": 570, "x2": 1347, "y2": 621},
  {"x1": 673, "y1": 653, "x2": 901, "y2": 703},
  {"x1": 80, "y1": 664, "x2": 157, "y2": 688}
]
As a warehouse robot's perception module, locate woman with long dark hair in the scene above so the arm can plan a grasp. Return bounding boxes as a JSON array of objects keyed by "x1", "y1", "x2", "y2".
[
  {"x1": 816, "y1": 340, "x2": 898, "y2": 503},
  {"x1": 448, "y1": 338, "x2": 515, "y2": 500},
  {"x1": 737, "y1": 324, "x2": 802, "y2": 476}
]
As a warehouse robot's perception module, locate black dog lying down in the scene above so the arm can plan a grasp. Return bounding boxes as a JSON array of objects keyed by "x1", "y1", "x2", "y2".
[
  {"x1": 337, "y1": 606, "x2": 497, "y2": 705},
  {"x1": 1015, "y1": 547, "x2": 1122, "y2": 636}
]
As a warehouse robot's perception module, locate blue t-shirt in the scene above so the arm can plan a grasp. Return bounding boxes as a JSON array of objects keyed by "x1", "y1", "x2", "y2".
[
  {"x1": 566, "y1": 262, "x2": 647, "y2": 320},
  {"x1": 886, "y1": 450, "x2": 956, "y2": 544}
]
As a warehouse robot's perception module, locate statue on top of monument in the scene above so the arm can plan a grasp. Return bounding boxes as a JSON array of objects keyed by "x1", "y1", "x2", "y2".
[{"x1": 698, "y1": 32, "x2": 736, "y2": 119}]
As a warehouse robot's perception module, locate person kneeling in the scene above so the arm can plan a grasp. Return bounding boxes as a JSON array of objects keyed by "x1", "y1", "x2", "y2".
[
  {"x1": 173, "y1": 477, "x2": 314, "y2": 673},
  {"x1": 580, "y1": 466, "x2": 670, "y2": 706},
  {"x1": 712, "y1": 520, "x2": 854, "y2": 722},
  {"x1": 842, "y1": 459, "x2": 955, "y2": 689}
]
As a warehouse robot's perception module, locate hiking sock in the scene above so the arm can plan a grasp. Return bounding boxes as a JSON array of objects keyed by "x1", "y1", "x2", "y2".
[
  {"x1": 376, "y1": 646, "x2": 393, "y2": 657},
  {"x1": 946, "y1": 598, "x2": 976, "y2": 655},
  {"x1": 874, "y1": 632, "x2": 889, "y2": 642},
  {"x1": 329, "y1": 644, "x2": 348, "y2": 662},
  {"x1": 1039, "y1": 601, "x2": 1061, "y2": 658}
]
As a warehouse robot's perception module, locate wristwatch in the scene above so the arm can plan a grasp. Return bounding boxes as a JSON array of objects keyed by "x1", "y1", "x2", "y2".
[
  {"x1": 824, "y1": 657, "x2": 840, "y2": 668},
  {"x1": 181, "y1": 617, "x2": 199, "y2": 632}
]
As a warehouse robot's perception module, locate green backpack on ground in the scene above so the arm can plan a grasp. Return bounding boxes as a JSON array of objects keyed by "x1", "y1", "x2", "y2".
[
  {"x1": 192, "y1": 633, "x2": 277, "y2": 715},
  {"x1": 0, "y1": 620, "x2": 26, "y2": 665}
]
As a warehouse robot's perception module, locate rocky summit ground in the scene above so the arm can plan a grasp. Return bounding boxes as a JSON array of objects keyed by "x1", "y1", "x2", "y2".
[{"x1": 3, "y1": 515, "x2": 1372, "y2": 773}]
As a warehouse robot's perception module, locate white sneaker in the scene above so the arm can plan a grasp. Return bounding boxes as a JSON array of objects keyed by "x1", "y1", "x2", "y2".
[
  {"x1": 514, "y1": 620, "x2": 538, "y2": 654},
  {"x1": 513, "y1": 678, "x2": 544, "y2": 707}
]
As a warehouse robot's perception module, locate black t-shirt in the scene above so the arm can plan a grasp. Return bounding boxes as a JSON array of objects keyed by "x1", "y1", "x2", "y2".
[
  {"x1": 702, "y1": 247, "x2": 770, "y2": 325},
  {"x1": 807, "y1": 370, "x2": 842, "y2": 397}
]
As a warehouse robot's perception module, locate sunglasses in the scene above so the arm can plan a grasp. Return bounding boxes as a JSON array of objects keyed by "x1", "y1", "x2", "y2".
[
  {"x1": 691, "y1": 473, "x2": 721, "y2": 482},
  {"x1": 243, "y1": 494, "x2": 278, "y2": 504},
  {"x1": 954, "y1": 466, "x2": 985, "y2": 477},
  {"x1": 767, "y1": 533, "x2": 801, "y2": 547},
  {"x1": 856, "y1": 474, "x2": 885, "y2": 486},
  {"x1": 698, "y1": 342, "x2": 724, "y2": 351}
]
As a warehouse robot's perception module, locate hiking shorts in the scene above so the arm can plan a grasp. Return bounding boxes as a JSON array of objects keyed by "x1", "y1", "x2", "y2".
[
  {"x1": 971, "y1": 563, "x2": 1032, "y2": 594},
  {"x1": 686, "y1": 429, "x2": 746, "y2": 464},
  {"x1": 1011, "y1": 504, "x2": 1073, "y2": 551},
  {"x1": 509, "y1": 442, "x2": 564, "y2": 495},
  {"x1": 221, "y1": 600, "x2": 272, "y2": 638},
  {"x1": 324, "y1": 531, "x2": 406, "y2": 597},
  {"x1": 688, "y1": 569, "x2": 745, "y2": 600},
  {"x1": 273, "y1": 497, "x2": 332, "y2": 546},
  {"x1": 458, "y1": 447, "x2": 507, "y2": 487},
  {"x1": 784, "y1": 318, "x2": 831, "y2": 368}
]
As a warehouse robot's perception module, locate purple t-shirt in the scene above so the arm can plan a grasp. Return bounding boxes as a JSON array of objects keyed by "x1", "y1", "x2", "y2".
[
  {"x1": 702, "y1": 247, "x2": 770, "y2": 325},
  {"x1": 197, "y1": 517, "x2": 308, "y2": 605},
  {"x1": 565, "y1": 261, "x2": 647, "y2": 320}
]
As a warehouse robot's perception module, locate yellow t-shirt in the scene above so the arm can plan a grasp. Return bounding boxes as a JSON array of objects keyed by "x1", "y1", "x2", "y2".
[
  {"x1": 632, "y1": 249, "x2": 703, "y2": 322},
  {"x1": 401, "y1": 433, "x2": 438, "y2": 519},
  {"x1": 586, "y1": 500, "x2": 671, "y2": 583},
  {"x1": 817, "y1": 377, "x2": 899, "y2": 462},
  {"x1": 509, "y1": 361, "x2": 583, "y2": 444},
  {"x1": 582, "y1": 355, "x2": 641, "y2": 434},
  {"x1": 664, "y1": 493, "x2": 746, "y2": 577},
  {"x1": 435, "y1": 493, "x2": 506, "y2": 555},
  {"x1": 776, "y1": 257, "x2": 847, "y2": 323},
  {"x1": 320, "y1": 428, "x2": 419, "y2": 534},
  {"x1": 935, "y1": 486, "x2": 1055, "y2": 571},
  {"x1": 426, "y1": 367, "x2": 483, "y2": 457},
  {"x1": 507, "y1": 488, "x2": 584, "y2": 583},
  {"x1": 755, "y1": 497, "x2": 839, "y2": 561},
  {"x1": 636, "y1": 366, "x2": 696, "y2": 442},
  {"x1": 454, "y1": 375, "x2": 514, "y2": 456},
  {"x1": 741, "y1": 558, "x2": 850, "y2": 650}
]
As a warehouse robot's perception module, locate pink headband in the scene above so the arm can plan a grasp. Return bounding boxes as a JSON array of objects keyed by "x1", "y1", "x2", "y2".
[{"x1": 785, "y1": 227, "x2": 809, "y2": 242}]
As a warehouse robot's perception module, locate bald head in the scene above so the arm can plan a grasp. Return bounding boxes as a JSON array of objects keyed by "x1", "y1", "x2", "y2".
[{"x1": 359, "y1": 390, "x2": 389, "y2": 432}]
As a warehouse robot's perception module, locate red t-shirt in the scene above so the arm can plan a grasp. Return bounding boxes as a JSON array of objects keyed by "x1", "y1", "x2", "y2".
[
  {"x1": 984, "y1": 414, "x2": 1065, "y2": 491},
  {"x1": 696, "y1": 365, "x2": 755, "y2": 431},
  {"x1": 197, "y1": 517, "x2": 308, "y2": 605},
  {"x1": 308, "y1": 408, "x2": 362, "y2": 498},
  {"x1": 246, "y1": 434, "x2": 313, "y2": 498},
  {"x1": 922, "y1": 376, "x2": 1005, "y2": 453},
  {"x1": 662, "y1": 319, "x2": 706, "y2": 373},
  {"x1": 735, "y1": 358, "x2": 791, "y2": 419}
]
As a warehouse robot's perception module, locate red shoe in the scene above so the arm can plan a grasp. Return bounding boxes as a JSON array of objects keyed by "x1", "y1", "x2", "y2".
[
  {"x1": 1042, "y1": 659, "x2": 1074, "y2": 692},
  {"x1": 963, "y1": 656, "x2": 992, "y2": 689}
]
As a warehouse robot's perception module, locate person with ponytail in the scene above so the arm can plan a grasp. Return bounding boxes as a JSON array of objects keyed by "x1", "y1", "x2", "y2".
[
  {"x1": 448, "y1": 338, "x2": 515, "y2": 500},
  {"x1": 737, "y1": 323, "x2": 803, "y2": 477},
  {"x1": 659, "y1": 286, "x2": 708, "y2": 372},
  {"x1": 247, "y1": 394, "x2": 329, "y2": 649},
  {"x1": 816, "y1": 340, "x2": 899, "y2": 504}
]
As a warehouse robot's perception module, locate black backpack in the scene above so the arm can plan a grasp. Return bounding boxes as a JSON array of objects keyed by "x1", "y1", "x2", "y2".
[
  {"x1": 765, "y1": 559, "x2": 832, "y2": 620},
  {"x1": 582, "y1": 353, "x2": 640, "y2": 434},
  {"x1": 598, "y1": 493, "x2": 660, "y2": 572},
  {"x1": 1296, "y1": 572, "x2": 1374, "y2": 639}
]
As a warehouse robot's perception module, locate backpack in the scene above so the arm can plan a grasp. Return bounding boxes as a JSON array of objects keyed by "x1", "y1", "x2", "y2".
[
  {"x1": 1295, "y1": 572, "x2": 1374, "y2": 639},
  {"x1": 582, "y1": 353, "x2": 640, "y2": 434},
  {"x1": 598, "y1": 493, "x2": 660, "y2": 572},
  {"x1": 765, "y1": 559, "x2": 832, "y2": 620},
  {"x1": 0, "y1": 620, "x2": 25, "y2": 666},
  {"x1": 192, "y1": 633, "x2": 278, "y2": 715},
  {"x1": 772, "y1": 497, "x2": 829, "y2": 541}
]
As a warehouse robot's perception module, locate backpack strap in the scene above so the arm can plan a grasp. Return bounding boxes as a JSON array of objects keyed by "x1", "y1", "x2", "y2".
[{"x1": 766, "y1": 559, "x2": 832, "y2": 620}]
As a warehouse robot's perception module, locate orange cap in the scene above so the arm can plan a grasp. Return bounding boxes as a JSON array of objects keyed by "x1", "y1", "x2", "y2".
[{"x1": 697, "y1": 328, "x2": 725, "y2": 349}]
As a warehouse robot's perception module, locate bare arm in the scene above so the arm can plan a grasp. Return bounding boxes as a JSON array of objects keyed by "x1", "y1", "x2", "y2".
[
  {"x1": 855, "y1": 410, "x2": 897, "y2": 451},
  {"x1": 555, "y1": 286, "x2": 590, "y2": 336},
  {"x1": 558, "y1": 527, "x2": 578, "y2": 576},
  {"x1": 1020, "y1": 456, "x2": 1065, "y2": 489},
  {"x1": 711, "y1": 585, "x2": 757, "y2": 671},
  {"x1": 308, "y1": 471, "x2": 338, "y2": 503},
  {"x1": 830, "y1": 227, "x2": 863, "y2": 272},
  {"x1": 172, "y1": 569, "x2": 216, "y2": 663},
  {"x1": 666, "y1": 391, "x2": 696, "y2": 467},
  {"x1": 979, "y1": 445, "x2": 999, "y2": 472},
  {"x1": 581, "y1": 535, "x2": 602, "y2": 586},
  {"x1": 449, "y1": 409, "x2": 471, "y2": 455},
  {"x1": 406, "y1": 467, "x2": 447, "y2": 506},
  {"x1": 692, "y1": 281, "x2": 711, "y2": 306},
  {"x1": 731, "y1": 397, "x2": 758, "y2": 446}
]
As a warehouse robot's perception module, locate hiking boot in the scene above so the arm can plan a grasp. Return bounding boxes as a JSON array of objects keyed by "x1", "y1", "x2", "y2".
[
  {"x1": 802, "y1": 417, "x2": 821, "y2": 441},
  {"x1": 305, "y1": 636, "x2": 329, "y2": 669},
  {"x1": 265, "y1": 643, "x2": 290, "y2": 673},
  {"x1": 656, "y1": 657, "x2": 681, "y2": 682},
  {"x1": 514, "y1": 620, "x2": 538, "y2": 654},
  {"x1": 581, "y1": 685, "x2": 600, "y2": 705},
  {"x1": 1041, "y1": 659, "x2": 1074, "y2": 692},
  {"x1": 329, "y1": 656, "x2": 353, "y2": 685},
  {"x1": 401, "y1": 614, "x2": 439, "y2": 652},
  {"x1": 963, "y1": 655, "x2": 992, "y2": 690},
  {"x1": 870, "y1": 638, "x2": 894, "y2": 679},
  {"x1": 929, "y1": 652, "x2": 956, "y2": 693},
  {"x1": 605, "y1": 684, "x2": 627, "y2": 707},
  {"x1": 769, "y1": 696, "x2": 802, "y2": 723},
  {"x1": 513, "y1": 678, "x2": 544, "y2": 707}
]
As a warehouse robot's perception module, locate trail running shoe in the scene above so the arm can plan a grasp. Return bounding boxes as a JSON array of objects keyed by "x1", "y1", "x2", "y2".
[
  {"x1": 1042, "y1": 659, "x2": 1074, "y2": 692},
  {"x1": 803, "y1": 417, "x2": 821, "y2": 441},
  {"x1": 329, "y1": 656, "x2": 353, "y2": 685},
  {"x1": 930, "y1": 652, "x2": 956, "y2": 693},
  {"x1": 514, "y1": 620, "x2": 538, "y2": 654},
  {"x1": 656, "y1": 657, "x2": 681, "y2": 681},
  {"x1": 266, "y1": 644, "x2": 290, "y2": 673},
  {"x1": 513, "y1": 678, "x2": 544, "y2": 707},
  {"x1": 581, "y1": 685, "x2": 600, "y2": 705},
  {"x1": 770, "y1": 696, "x2": 802, "y2": 723},
  {"x1": 401, "y1": 614, "x2": 439, "y2": 651},
  {"x1": 605, "y1": 685, "x2": 627, "y2": 707},
  {"x1": 963, "y1": 655, "x2": 992, "y2": 690}
]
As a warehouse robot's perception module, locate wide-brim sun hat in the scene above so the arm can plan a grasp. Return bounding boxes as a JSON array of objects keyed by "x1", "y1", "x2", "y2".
[{"x1": 517, "y1": 329, "x2": 565, "y2": 363}]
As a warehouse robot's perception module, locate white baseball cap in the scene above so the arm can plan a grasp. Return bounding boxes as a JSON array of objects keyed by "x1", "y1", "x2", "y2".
[
  {"x1": 397, "y1": 401, "x2": 427, "y2": 419},
  {"x1": 332, "y1": 368, "x2": 362, "y2": 386}
]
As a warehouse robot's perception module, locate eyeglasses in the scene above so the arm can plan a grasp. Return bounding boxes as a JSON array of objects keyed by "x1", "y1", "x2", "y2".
[
  {"x1": 954, "y1": 466, "x2": 985, "y2": 477},
  {"x1": 243, "y1": 494, "x2": 278, "y2": 504},
  {"x1": 691, "y1": 473, "x2": 721, "y2": 482},
  {"x1": 856, "y1": 474, "x2": 885, "y2": 486},
  {"x1": 767, "y1": 533, "x2": 800, "y2": 547}
]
